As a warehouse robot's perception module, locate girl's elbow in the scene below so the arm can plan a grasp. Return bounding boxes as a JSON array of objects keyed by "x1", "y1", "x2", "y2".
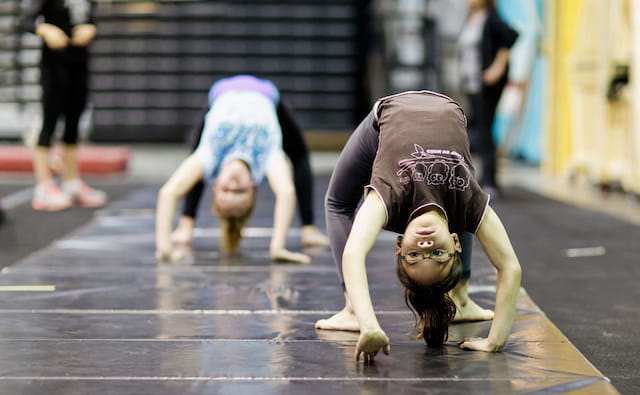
[
  {"x1": 342, "y1": 246, "x2": 364, "y2": 263},
  {"x1": 158, "y1": 184, "x2": 178, "y2": 200},
  {"x1": 507, "y1": 262, "x2": 522, "y2": 282},
  {"x1": 496, "y1": 259, "x2": 521, "y2": 280}
]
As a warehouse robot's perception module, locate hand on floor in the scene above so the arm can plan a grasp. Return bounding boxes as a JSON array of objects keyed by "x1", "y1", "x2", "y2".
[
  {"x1": 458, "y1": 337, "x2": 503, "y2": 352},
  {"x1": 356, "y1": 329, "x2": 390, "y2": 364}
]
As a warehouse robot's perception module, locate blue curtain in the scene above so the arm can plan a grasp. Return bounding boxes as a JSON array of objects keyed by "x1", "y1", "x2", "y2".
[{"x1": 493, "y1": 0, "x2": 545, "y2": 164}]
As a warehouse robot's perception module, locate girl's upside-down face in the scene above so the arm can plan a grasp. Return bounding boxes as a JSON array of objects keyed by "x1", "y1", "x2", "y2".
[
  {"x1": 396, "y1": 209, "x2": 462, "y2": 286},
  {"x1": 213, "y1": 159, "x2": 255, "y2": 217}
]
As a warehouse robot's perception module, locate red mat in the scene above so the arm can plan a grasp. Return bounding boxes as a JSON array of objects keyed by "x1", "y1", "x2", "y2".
[{"x1": 0, "y1": 145, "x2": 130, "y2": 174}]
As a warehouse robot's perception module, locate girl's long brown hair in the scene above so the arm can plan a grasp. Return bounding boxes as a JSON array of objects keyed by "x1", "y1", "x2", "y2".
[
  {"x1": 212, "y1": 189, "x2": 256, "y2": 253},
  {"x1": 396, "y1": 253, "x2": 463, "y2": 346}
]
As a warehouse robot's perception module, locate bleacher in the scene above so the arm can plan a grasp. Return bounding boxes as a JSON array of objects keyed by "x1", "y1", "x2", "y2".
[
  {"x1": 1, "y1": 1, "x2": 365, "y2": 142},
  {"x1": 0, "y1": 0, "x2": 40, "y2": 140}
]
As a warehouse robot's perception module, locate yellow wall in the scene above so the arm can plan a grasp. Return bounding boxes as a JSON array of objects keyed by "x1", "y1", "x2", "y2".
[
  {"x1": 543, "y1": 0, "x2": 582, "y2": 176},
  {"x1": 629, "y1": 1, "x2": 640, "y2": 194},
  {"x1": 544, "y1": 0, "x2": 639, "y2": 193}
]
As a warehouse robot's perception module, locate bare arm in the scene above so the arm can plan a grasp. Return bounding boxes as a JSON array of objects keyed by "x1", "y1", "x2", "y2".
[
  {"x1": 35, "y1": 23, "x2": 69, "y2": 50},
  {"x1": 461, "y1": 205, "x2": 521, "y2": 351},
  {"x1": 342, "y1": 190, "x2": 390, "y2": 362},
  {"x1": 483, "y1": 48, "x2": 510, "y2": 85},
  {"x1": 156, "y1": 154, "x2": 204, "y2": 261},
  {"x1": 71, "y1": 24, "x2": 97, "y2": 47},
  {"x1": 265, "y1": 155, "x2": 310, "y2": 263}
]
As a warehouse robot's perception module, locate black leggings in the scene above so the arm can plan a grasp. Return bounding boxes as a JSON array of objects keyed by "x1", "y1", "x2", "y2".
[
  {"x1": 182, "y1": 101, "x2": 315, "y2": 226},
  {"x1": 37, "y1": 58, "x2": 88, "y2": 147},
  {"x1": 325, "y1": 110, "x2": 473, "y2": 290},
  {"x1": 467, "y1": 85, "x2": 503, "y2": 189}
]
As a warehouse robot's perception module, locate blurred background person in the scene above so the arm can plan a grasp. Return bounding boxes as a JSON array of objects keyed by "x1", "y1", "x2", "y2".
[
  {"x1": 458, "y1": 0, "x2": 518, "y2": 195},
  {"x1": 172, "y1": 75, "x2": 329, "y2": 248},
  {"x1": 19, "y1": 0, "x2": 106, "y2": 211},
  {"x1": 155, "y1": 75, "x2": 313, "y2": 263}
]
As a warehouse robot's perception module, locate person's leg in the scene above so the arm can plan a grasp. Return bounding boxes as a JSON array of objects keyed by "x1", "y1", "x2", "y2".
[
  {"x1": 315, "y1": 110, "x2": 380, "y2": 331},
  {"x1": 478, "y1": 87, "x2": 503, "y2": 190},
  {"x1": 59, "y1": 59, "x2": 88, "y2": 181},
  {"x1": 466, "y1": 93, "x2": 480, "y2": 155},
  {"x1": 278, "y1": 101, "x2": 313, "y2": 225},
  {"x1": 60, "y1": 144, "x2": 79, "y2": 181},
  {"x1": 450, "y1": 278, "x2": 495, "y2": 322},
  {"x1": 32, "y1": 61, "x2": 72, "y2": 211},
  {"x1": 469, "y1": 91, "x2": 495, "y2": 190},
  {"x1": 60, "y1": 60, "x2": 106, "y2": 207},
  {"x1": 460, "y1": 231, "x2": 473, "y2": 280},
  {"x1": 35, "y1": 61, "x2": 62, "y2": 184},
  {"x1": 33, "y1": 146, "x2": 53, "y2": 185},
  {"x1": 181, "y1": 181, "x2": 204, "y2": 218},
  {"x1": 174, "y1": 108, "x2": 208, "y2": 244},
  {"x1": 326, "y1": 110, "x2": 379, "y2": 288},
  {"x1": 449, "y1": 232, "x2": 494, "y2": 322},
  {"x1": 277, "y1": 100, "x2": 328, "y2": 246},
  {"x1": 173, "y1": 178, "x2": 203, "y2": 244}
]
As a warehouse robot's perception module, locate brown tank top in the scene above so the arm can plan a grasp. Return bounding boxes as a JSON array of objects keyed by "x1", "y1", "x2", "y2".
[{"x1": 366, "y1": 91, "x2": 489, "y2": 234}]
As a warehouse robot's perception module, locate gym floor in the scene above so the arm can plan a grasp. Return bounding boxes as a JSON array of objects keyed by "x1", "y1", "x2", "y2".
[{"x1": 0, "y1": 144, "x2": 637, "y2": 394}]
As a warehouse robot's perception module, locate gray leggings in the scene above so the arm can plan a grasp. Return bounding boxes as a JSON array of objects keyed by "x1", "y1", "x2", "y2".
[{"x1": 325, "y1": 110, "x2": 473, "y2": 290}]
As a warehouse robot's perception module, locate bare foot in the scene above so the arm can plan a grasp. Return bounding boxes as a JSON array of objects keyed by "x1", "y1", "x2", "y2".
[
  {"x1": 172, "y1": 227, "x2": 192, "y2": 245},
  {"x1": 453, "y1": 298, "x2": 494, "y2": 322},
  {"x1": 271, "y1": 248, "x2": 311, "y2": 264},
  {"x1": 172, "y1": 217, "x2": 194, "y2": 245},
  {"x1": 315, "y1": 307, "x2": 360, "y2": 331},
  {"x1": 301, "y1": 225, "x2": 330, "y2": 247}
]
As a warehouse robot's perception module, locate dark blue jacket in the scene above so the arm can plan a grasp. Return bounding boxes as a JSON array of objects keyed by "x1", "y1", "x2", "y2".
[{"x1": 481, "y1": 9, "x2": 518, "y2": 91}]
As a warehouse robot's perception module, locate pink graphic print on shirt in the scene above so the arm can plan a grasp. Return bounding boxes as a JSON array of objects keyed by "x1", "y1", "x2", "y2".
[{"x1": 396, "y1": 144, "x2": 471, "y2": 191}]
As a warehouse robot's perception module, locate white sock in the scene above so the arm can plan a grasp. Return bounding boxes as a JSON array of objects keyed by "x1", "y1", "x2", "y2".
[
  {"x1": 62, "y1": 178, "x2": 81, "y2": 192},
  {"x1": 36, "y1": 180, "x2": 56, "y2": 192}
]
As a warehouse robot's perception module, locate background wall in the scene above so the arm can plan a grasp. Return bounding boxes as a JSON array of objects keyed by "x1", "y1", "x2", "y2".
[
  {"x1": 1, "y1": 0, "x2": 370, "y2": 143},
  {"x1": 2, "y1": 0, "x2": 639, "y2": 194}
]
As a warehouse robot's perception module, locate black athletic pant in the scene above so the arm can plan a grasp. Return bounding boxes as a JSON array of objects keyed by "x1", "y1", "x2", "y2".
[
  {"x1": 467, "y1": 83, "x2": 504, "y2": 189},
  {"x1": 182, "y1": 101, "x2": 315, "y2": 226},
  {"x1": 37, "y1": 56, "x2": 89, "y2": 147}
]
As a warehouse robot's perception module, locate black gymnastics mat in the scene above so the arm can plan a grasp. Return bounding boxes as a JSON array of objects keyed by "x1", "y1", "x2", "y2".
[{"x1": 0, "y1": 182, "x2": 621, "y2": 394}]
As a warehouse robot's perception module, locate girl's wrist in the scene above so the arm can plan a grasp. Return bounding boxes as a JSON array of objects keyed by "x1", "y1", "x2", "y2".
[
  {"x1": 35, "y1": 23, "x2": 53, "y2": 36},
  {"x1": 486, "y1": 334, "x2": 506, "y2": 350},
  {"x1": 358, "y1": 318, "x2": 381, "y2": 333}
]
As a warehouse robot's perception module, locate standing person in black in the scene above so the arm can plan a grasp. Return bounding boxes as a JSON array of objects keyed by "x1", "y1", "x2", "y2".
[
  {"x1": 19, "y1": 0, "x2": 106, "y2": 211},
  {"x1": 458, "y1": 0, "x2": 518, "y2": 196},
  {"x1": 171, "y1": 76, "x2": 329, "y2": 248}
]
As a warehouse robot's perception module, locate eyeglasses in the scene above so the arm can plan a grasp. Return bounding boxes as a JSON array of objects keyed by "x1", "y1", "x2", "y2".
[{"x1": 400, "y1": 250, "x2": 456, "y2": 264}]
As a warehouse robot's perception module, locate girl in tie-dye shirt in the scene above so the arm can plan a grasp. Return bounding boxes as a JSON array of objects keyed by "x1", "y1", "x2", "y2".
[{"x1": 155, "y1": 76, "x2": 310, "y2": 264}]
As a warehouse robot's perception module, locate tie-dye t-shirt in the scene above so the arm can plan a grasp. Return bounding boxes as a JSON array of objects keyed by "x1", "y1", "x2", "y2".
[
  {"x1": 365, "y1": 91, "x2": 490, "y2": 235},
  {"x1": 195, "y1": 86, "x2": 283, "y2": 184}
]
